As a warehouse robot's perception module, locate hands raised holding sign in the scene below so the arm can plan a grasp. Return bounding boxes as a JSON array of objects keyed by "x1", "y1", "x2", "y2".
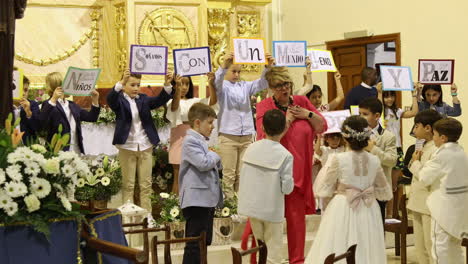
[{"x1": 222, "y1": 51, "x2": 275, "y2": 69}]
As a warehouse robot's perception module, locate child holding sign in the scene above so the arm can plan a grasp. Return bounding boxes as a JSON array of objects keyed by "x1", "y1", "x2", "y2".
[
  {"x1": 166, "y1": 73, "x2": 217, "y2": 194},
  {"x1": 214, "y1": 51, "x2": 275, "y2": 199},
  {"x1": 418, "y1": 84, "x2": 461, "y2": 117},
  {"x1": 40, "y1": 72, "x2": 101, "y2": 154},
  {"x1": 297, "y1": 71, "x2": 345, "y2": 112},
  {"x1": 107, "y1": 69, "x2": 173, "y2": 212}
]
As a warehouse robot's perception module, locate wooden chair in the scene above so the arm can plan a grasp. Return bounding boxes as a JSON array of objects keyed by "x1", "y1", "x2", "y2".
[
  {"x1": 462, "y1": 238, "x2": 468, "y2": 264},
  {"x1": 123, "y1": 218, "x2": 171, "y2": 264},
  {"x1": 151, "y1": 231, "x2": 207, "y2": 264},
  {"x1": 384, "y1": 188, "x2": 413, "y2": 264},
  {"x1": 324, "y1": 244, "x2": 357, "y2": 264},
  {"x1": 231, "y1": 240, "x2": 267, "y2": 264},
  {"x1": 81, "y1": 225, "x2": 147, "y2": 263}
]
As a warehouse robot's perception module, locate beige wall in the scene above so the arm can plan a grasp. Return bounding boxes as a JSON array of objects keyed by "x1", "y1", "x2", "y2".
[{"x1": 279, "y1": 0, "x2": 468, "y2": 149}]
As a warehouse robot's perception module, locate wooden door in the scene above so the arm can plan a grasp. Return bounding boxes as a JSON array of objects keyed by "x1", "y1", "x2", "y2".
[{"x1": 327, "y1": 45, "x2": 366, "y2": 110}]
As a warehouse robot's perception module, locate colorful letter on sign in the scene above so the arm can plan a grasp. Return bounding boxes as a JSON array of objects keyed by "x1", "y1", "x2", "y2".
[
  {"x1": 380, "y1": 66, "x2": 413, "y2": 91},
  {"x1": 273, "y1": 41, "x2": 307, "y2": 67},
  {"x1": 307, "y1": 49, "x2": 337, "y2": 72},
  {"x1": 12, "y1": 69, "x2": 24, "y2": 100},
  {"x1": 130, "y1": 45, "x2": 168, "y2": 75},
  {"x1": 321, "y1": 110, "x2": 350, "y2": 134},
  {"x1": 62, "y1": 67, "x2": 101, "y2": 96},
  {"x1": 173, "y1": 47, "x2": 212, "y2": 76},
  {"x1": 418, "y1": 59, "x2": 454, "y2": 85},
  {"x1": 233, "y1": 38, "x2": 266, "y2": 64}
]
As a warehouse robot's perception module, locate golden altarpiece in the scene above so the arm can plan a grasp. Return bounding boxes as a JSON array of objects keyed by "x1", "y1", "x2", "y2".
[{"x1": 14, "y1": 0, "x2": 272, "y2": 100}]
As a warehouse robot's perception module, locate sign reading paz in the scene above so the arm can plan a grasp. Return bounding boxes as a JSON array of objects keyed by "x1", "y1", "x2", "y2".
[
  {"x1": 62, "y1": 67, "x2": 101, "y2": 96},
  {"x1": 307, "y1": 49, "x2": 337, "y2": 72},
  {"x1": 418, "y1": 59, "x2": 454, "y2": 85},
  {"x1": 233, "y1": 38, "x2": 266, "y2": 64},
  {"x1": 130, "y1": 45, "x2": 168, "y2": 75},
  {"x1": 322, "y1": 110, "x2": 351, "y2": 134},
  {"x1": 380, "y1": 66, "x2": 413, "y2": 91},
  {"x1": 273, "y1": 41, "x2": 307, "y2": 67},
  {"x1": 173, "y1": 47, "x2": 212, "y2": 76}
]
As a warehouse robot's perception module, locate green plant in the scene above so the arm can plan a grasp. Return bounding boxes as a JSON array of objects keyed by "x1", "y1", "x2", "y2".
[
  {"x1": 151, "y1": 192, "x2": 184, "y2": 224},
  {"x1": 215, "y1": 195, "x2": 238, "y2": 218},
  {"x1": 152, "y1": 144, "x2": 173, "y2": 191}
]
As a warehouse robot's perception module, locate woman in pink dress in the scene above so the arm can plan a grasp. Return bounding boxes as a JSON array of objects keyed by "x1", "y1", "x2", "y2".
[{"x1": 243, "y1": 67, "x2": 327, "y2": 264}]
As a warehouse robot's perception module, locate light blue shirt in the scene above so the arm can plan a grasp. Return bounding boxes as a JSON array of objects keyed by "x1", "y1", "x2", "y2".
[{"x1": 214, "y1": 66, "x2": 269, "y2": 136}]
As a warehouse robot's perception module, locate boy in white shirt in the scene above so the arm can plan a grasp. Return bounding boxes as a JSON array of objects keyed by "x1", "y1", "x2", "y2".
[
  {"x1": 238, "y1": 109, "x2": 294, "y2": 264},
  {"x1": 413, "y1": 118, "x2": 468, "y2": 264}
]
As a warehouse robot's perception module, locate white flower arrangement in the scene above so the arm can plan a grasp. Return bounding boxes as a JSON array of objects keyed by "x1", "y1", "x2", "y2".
[{"x1": 151, "y1": 192, "x2": 184, "y2": 224}]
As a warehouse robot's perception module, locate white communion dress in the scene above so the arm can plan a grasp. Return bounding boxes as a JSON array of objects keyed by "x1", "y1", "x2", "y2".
[{"x1": 305, "y1": 150, "x2": 393, "y2": 264}]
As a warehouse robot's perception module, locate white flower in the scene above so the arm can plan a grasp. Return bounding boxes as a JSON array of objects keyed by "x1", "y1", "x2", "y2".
[
  {"x1": 24, "y1": 194, "x2": 41, "y2": 212},
  {"x1": 0, "y1": 169, "x2": 5, "y2": 185},
  {"x1": 4, "y1": 201, "x2": 18, "y2": 216},
  {"x1": 61, "y1": 164, "x2": 75, "y2": 177},
  {"x1": 43, "y1": 158, "x2": 60, "y2": 174},
  {"x1": 170, "y1": 207, "x2": 179, "y2": 218},
  {"x1": 31, "y1": 144, "x2": 47, "y2": 154},
  {"x1": 57, "y1": 151, "x2": 79, "y2": 161},
  {"x1": 24, "y1": 162, "x2": 41, "y2": 177},
  {"x1": 6, "y1": 164, "x2": 22, "y2": 181},
  {"x1": 77, "y1": 178, "x2": 85, "y2": 188},
  {"x1": 30, "y1": 178, "x2": 51, "y2": 199},
  {"x1": 159, "y1": 192, "x2": 170, "y2": 199},
  {"x1": 4, "y1": 182, "x2": 28, "y2": 198},
  {"x1": 95, "y1": 168, "x2": 105, "y2": 177},
  {"x1": 156, "y1": 176, "x2": 164, "y2": 182},
  {"x1": 6, "y1": 152, "x2": 22, "y2": 164},
  {"x1": 59, "y1": 195, "x2": 72, "y2": 211},
  {"x1": 164, "y1": 172, "x2": 172, "y2": 179},
  {"x1": 222, "y1": 207, "x2": 230, "y2": 217},
  {"x1": 101, "y1": 176, "x2": 110, "y2": 186},
  {"x1": 0, "y1": 191, "x2": 13, "y2": 209}
]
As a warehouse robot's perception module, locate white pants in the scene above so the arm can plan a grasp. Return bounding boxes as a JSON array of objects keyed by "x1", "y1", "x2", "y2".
[
  {"x1": 431, "y1": 219, "x2": 465, "y2": 264},
  {"x1": 250, "y1": 218, "x2": 284, "y2": 264}
]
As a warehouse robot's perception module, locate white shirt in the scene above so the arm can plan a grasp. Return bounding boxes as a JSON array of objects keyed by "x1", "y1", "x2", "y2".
[
  {"x1": 48, "y1": 99, "x2": 80, "y2": 153},
  {"x1": 214, "y1": 67, "x2": 269, "y2": 136},
  {"x1": 384, "y1": 108, "x2": 403, "y2": 147},
  {"x1": 166, "y1": 97, "x2": 209, "y2": 128},
  {"x1": 360, "y1": 82, "x2": 373, "y2": 89},
  {"x1": 114, "y1": 82, "x2": 172, "y2": 151}
]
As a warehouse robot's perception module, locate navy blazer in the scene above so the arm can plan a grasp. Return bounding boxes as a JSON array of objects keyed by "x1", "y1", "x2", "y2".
[
  {"x1": 40, "y1": 100, "x2": 100, "y2": 154},
  {"x1": 19, "y1": 100, "x2": 40, "y2": 143},
  {"x1": 106, "y1": 87, "x2": 173, "y2": 146}
]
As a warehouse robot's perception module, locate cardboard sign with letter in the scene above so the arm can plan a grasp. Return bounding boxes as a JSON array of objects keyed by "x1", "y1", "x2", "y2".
[
  {"x1": 418, "y1": 59, "x2": 454, "y2": 85},
  {"x1": 62, "y1": 67, "x2": 101, "y2": 96},
  {"x1": 130, "y1": 45, "x2": 168, "y2": 75},
  {"x1": 322, "y1": 110, "x2": 351, "y2": 134},
  {"x1": 233, "y1": 38, "x2": 266, "y2": 64},
  {"x1": 380, "y1": 66, "x2": 413, "y2": 91},
  {"x1": 307, "y1": 49, "x2": 337, "y2": 72},
  {"x1": 173, "y1": 47, "x2": 212, "y2": 77},
  {"x1": 12, "y1": 69, "x2": 24, "y2": 100},
  {"x1": 273, "y1": 41, "x2": 307, "y2": 67}
]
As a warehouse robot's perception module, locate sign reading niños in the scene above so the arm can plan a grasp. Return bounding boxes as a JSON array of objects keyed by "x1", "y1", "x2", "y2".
[
  {"x1": 380, "y1": 66, "x2": 413, "y2": 91},
  {"x1": 307, "y1": 49, "x2": 337, "y2": 72},
  {"x1": 418, "y1": 59, "x2": 454, "y2": 85},
  {"x1": 273, "y1": 41, "x2": 307, "y2": 67},
  {"x1": 62, "y1": 67, "x2": 101, "y2": 96},
  {"x1": 321, "y1": 110, "x2": 351, "y2": 134},
  {"x1": 173, "y1": 47, "x2": 212, "y2": 76},
  {"x1": 233, "y1": 38, "x2": 266, "y2": 64},
  {"x1": 130, "y1": 45, "x2": 168, "y2": 75}
]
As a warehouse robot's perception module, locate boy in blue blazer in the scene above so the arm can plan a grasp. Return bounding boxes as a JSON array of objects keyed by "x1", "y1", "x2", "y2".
[
  {"x1": 17, "y1": 76, "x2": 40, "y2": 143},
  {"x1": 107, "y1": 69, "x2": 173, "y2": 211},
  {"x1": 179, "y1": 102, "x2": 223, "y2": 264}
]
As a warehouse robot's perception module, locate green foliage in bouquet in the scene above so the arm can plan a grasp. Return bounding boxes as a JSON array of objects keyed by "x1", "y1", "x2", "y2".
[
  {"x1": 151, "y1": 192, "x2": 184, "y2": 224},
  {"x1": 74, "y1": 155, "x2": 122, "y2": 201},
  {"x1": 95, "y1": 107, "x2": 117, "y2": 124},
  {"x1": 0, "y1": 116, "x2": 87, "y2": 238},
  {"x1": 152, "y1": 144, "x2": 173, "y2": 191},
  {"x1": 215, "y1": 194, "x2": 238, "y2": 218},
  {"x1": 151, "y1": 107, "x2": 169, "y2": 129}
]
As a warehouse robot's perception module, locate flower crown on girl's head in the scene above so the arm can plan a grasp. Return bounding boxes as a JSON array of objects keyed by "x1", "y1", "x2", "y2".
[{"x1": 341, "y1": 125, "x2": 372, "y2": 141}]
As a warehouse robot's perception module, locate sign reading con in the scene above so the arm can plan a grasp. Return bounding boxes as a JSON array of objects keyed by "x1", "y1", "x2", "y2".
[
  {"x1": 273, "y1": 41, "x2": 307, "y2": 67},
  {"x1": 233, "y1": 38, "x2": 266, "y2": 64},
  {"x1": 307, "y1": 49, "x2": 337, "y2": 72},
  {"x1": 418, "y1": 59, "x2": 454, "y2": 85},
  {"x1": 130, "y1": 45, "x2": 168, "y2": 75},
  {"x1": 173, "y1": 47, "x2": 212, "y2": 76},
  {"x1": 380, "y1": 66, "x2": 413, "y2": 91},
  {"x1": 62, "y1": 67, "x2": 101, "y2": 96},
  {"x1": 321, "y1": 110, "x2": 351, "y2": 134}
]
